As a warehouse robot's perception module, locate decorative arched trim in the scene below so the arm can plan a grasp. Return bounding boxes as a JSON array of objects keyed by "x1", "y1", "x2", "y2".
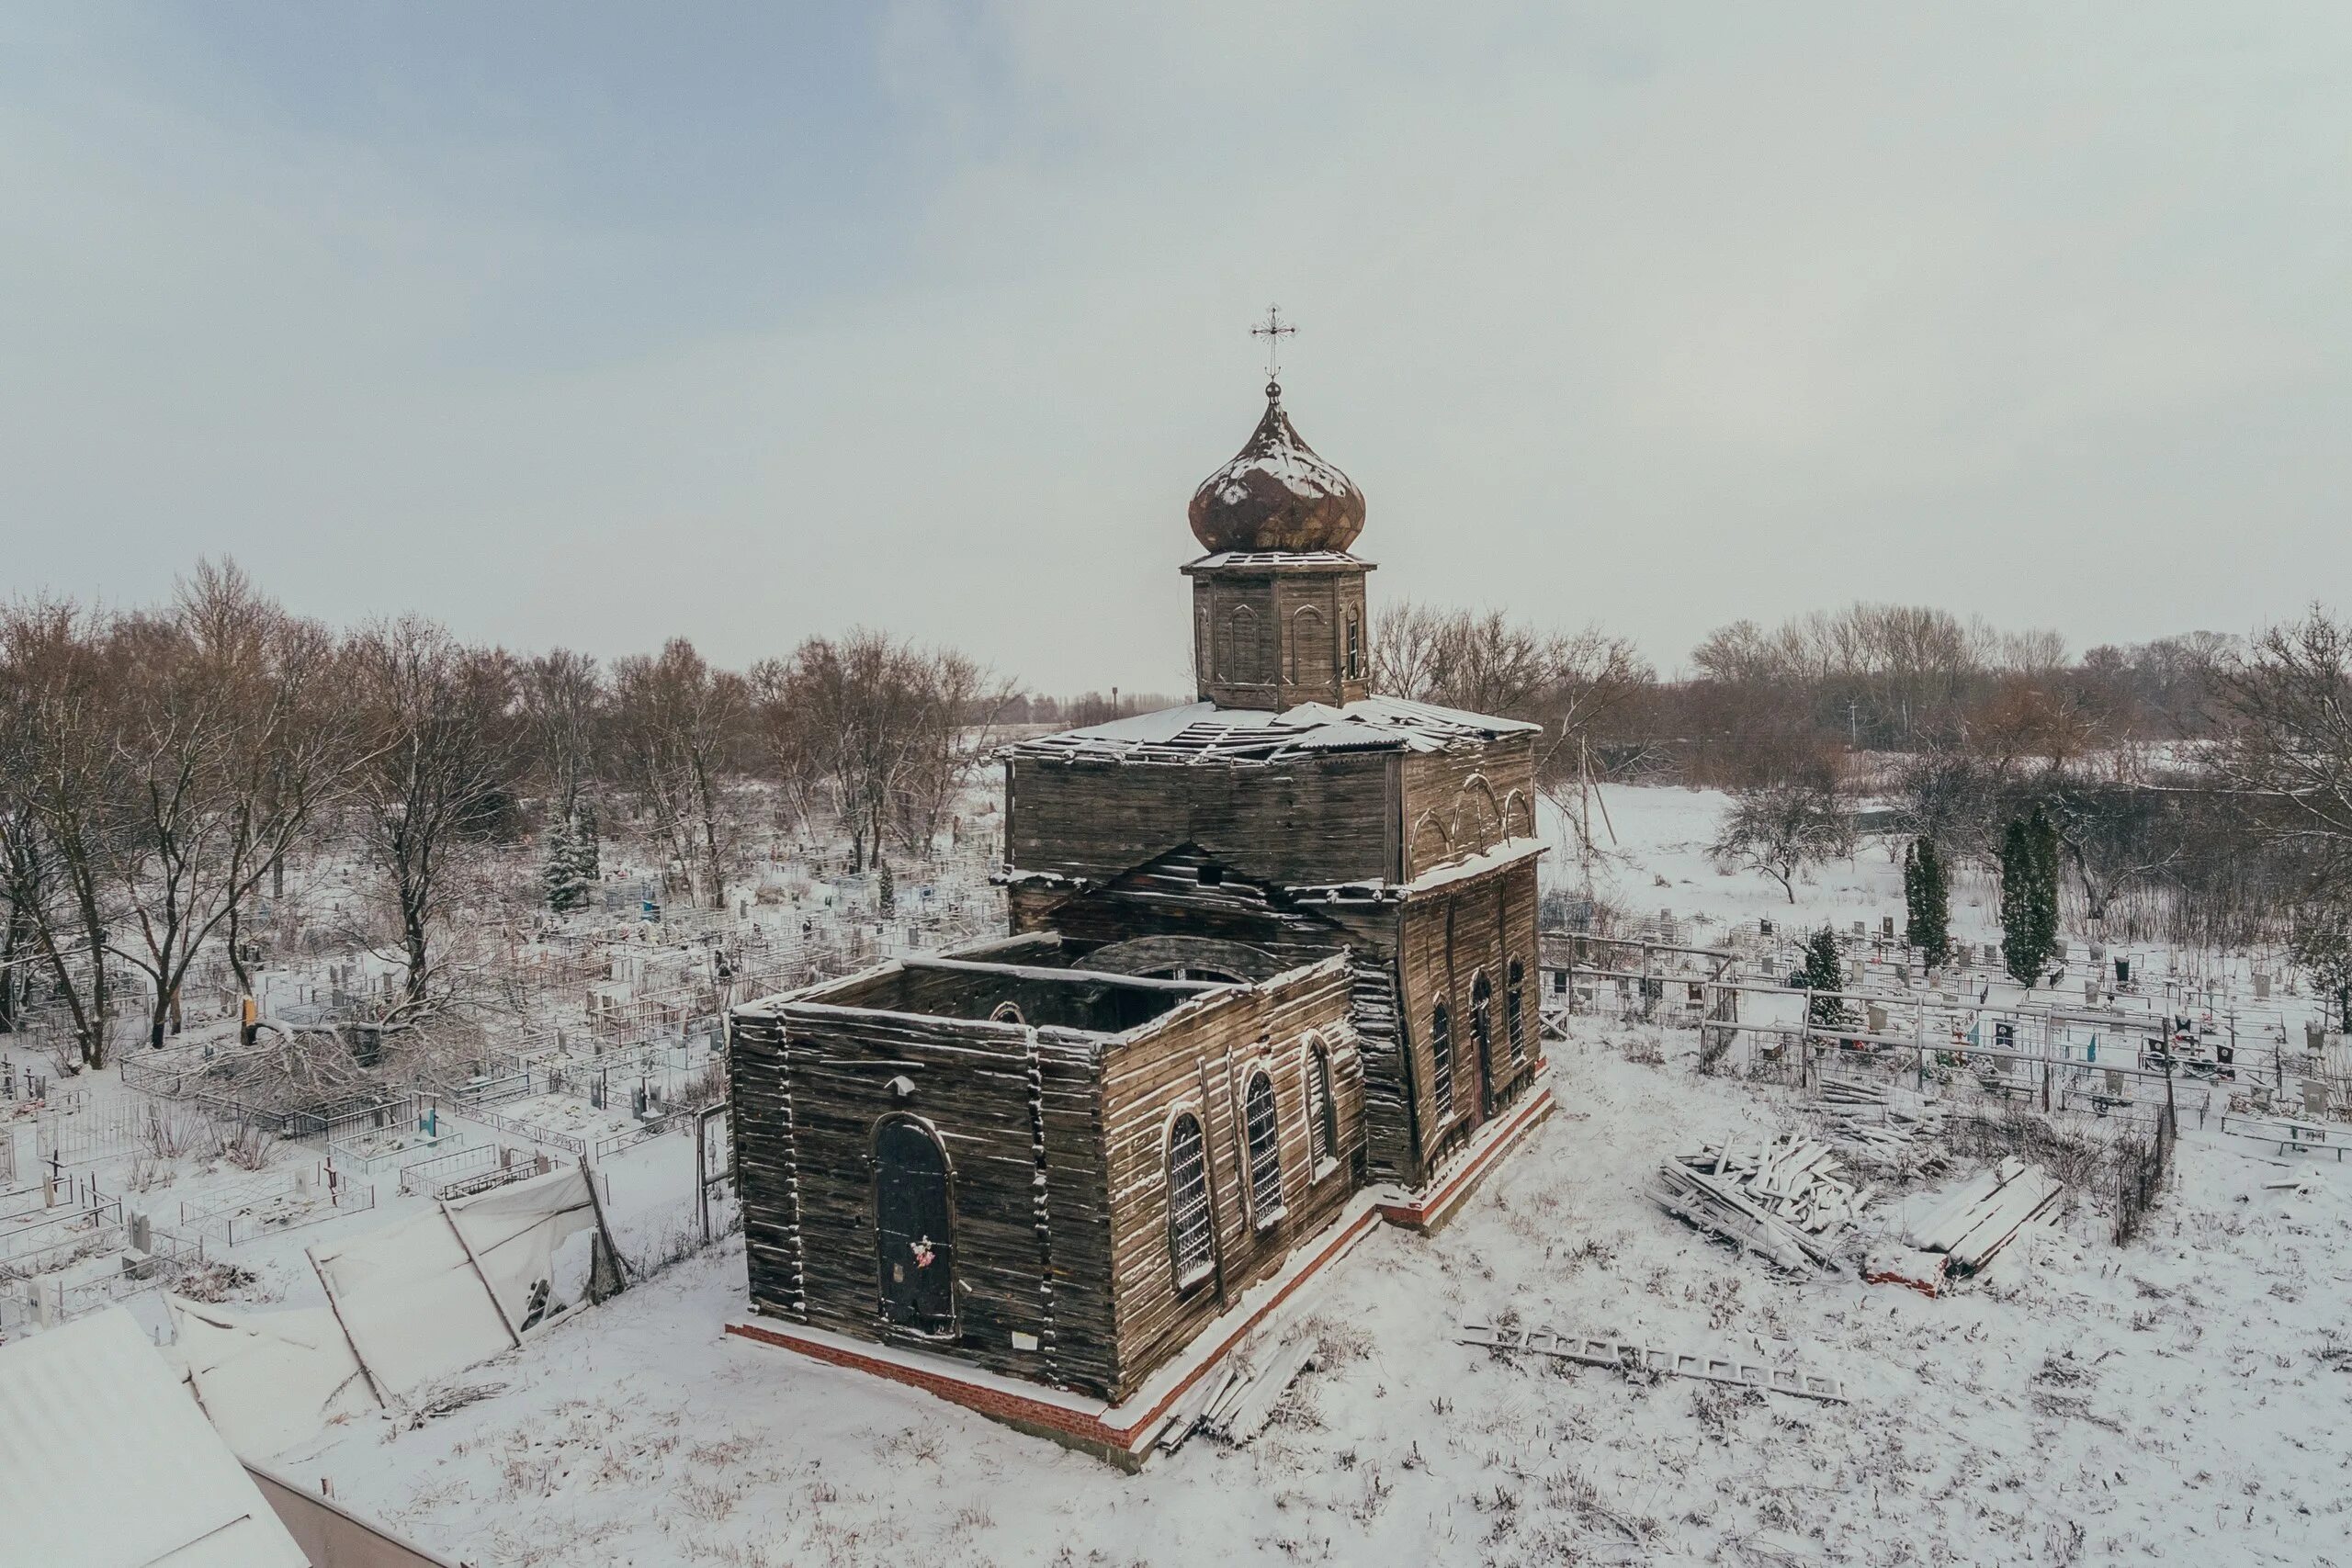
[
  {"x1": 1082, "y1": 935, "x2": 1283, "y2": 982},
  {"x1": 1220, "y1": 604, "x2": 1265, "y2": 684},
  {"x1": 1287, "y1": 604, "x2": 1329, "y2": 685},
  {"x1": 1304, "y1": 1032, "x2": 1339, "y2": 1173},
  {"x1": 1455, "y1": 774, "x2": 1503, "y2": 852},
  {"x1": 1410, "y1": 811, "x2": 1452, "y2": 871},
  {"x1": 1501, "y1": 789, "x2": 1534, "y2": 840},
  {"x1": 989, "y1": 1001, "x2": 1025, "y2": 1026}
]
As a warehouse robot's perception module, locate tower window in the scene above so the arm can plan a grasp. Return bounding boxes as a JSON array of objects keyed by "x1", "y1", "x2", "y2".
[{"x1": 1344, "y1": 611, "x2": 1363, "y2": 681}]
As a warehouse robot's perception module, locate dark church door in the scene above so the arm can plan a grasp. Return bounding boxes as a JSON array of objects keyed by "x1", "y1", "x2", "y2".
[{"x1": 875, "y1": 1119, "x2": 956, "y2": 1335}]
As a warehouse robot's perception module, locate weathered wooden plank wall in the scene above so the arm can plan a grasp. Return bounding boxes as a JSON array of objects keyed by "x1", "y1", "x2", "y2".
[
  {"x1": 1098, "y1": 957, "x2": 1360, "y2": 1399},
  {"x1": 1007, "y1": 753, "x2": 1392, "y2": 887},
  {"x1": 729, "y1": 1001, "x2": 1124, "y2": 1398}
]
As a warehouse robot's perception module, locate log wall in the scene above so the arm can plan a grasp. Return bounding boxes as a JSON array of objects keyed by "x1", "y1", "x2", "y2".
[
  {"x1": 1007, "y1": 753, "x2": 1393, "y2": 887},
  {"x1": 1393, "y1": 857, "x2": 1544, "y2": 1174},
  {"x1": 1097, "y1": 955, "x2": 1362, "y2": 1399},
  {"x1": 1400, "y1": 734, "x2": 1539, "y2": 880},
  {"x1": 729, "y1": 1001, "x2": 1123, "y2": 1397}
]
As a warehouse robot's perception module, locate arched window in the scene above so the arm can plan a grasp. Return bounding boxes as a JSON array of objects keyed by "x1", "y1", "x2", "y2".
[
  {"x1": 1344, "y1": 611, "x2": 1363, "y2": 681},
  {"x1": 989, "y1": 1001, "x2": 1024, "y2": 1026},
  {"x1": 874, "y1": 1118, "x2": 956, "y2": 1335},
  {"x1": 1506, "y1": 960, "x2": 1526, "y2": 1066},
  {"x1": 1471, "y1": 972, "x2": 1494, "y2": 1109},
  {"x1": 1430, "y1": 1002, "x2": 1455, "y2": 1122},
  {"x1": 1167, "y1": 1113, "x2": 1213, "y2": 1289},
  {"x1": 1243, "y1": 1071, "x2": 1285, "y2": 1226},
  {"x1": 1306, "y1": 1039, "x2": 1338, "y2": 1169}
]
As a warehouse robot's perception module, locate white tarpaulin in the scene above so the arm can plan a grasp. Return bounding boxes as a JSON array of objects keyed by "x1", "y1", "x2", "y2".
[
  {"x1": 170, "y1": 1295, "x2": 380, "y2": 1459},
  {"x1": 309, "y1": 1163, "x2": 604, "y2": 1400},
  {"x1": 0, "y1": 1308, "x2": 308, "y2": 1568},
  {"x1": 311, "y1": 1205, "x2": 517, "y2": 1398},
  {"x1": 447, "y1": 1163, "x2": 598, "y2": 1332}
]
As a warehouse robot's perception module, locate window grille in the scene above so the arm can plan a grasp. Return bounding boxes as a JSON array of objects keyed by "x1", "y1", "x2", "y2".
[
  {"x1": 1506, "y1": 960, "x2": 1526, "y2": 1065},
  {"x1": 1244, "y1": 1073, "x2": 1284, "y2": 1224},
  {"x1": 1168, "y1": 1113, "x2": 1213, "y2": 1288},
  {"x1": 1431, "y1": 1002, "x2": 1455, "y2": 1121}
]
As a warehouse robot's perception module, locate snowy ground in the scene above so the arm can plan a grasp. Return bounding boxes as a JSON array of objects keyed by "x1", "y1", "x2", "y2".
[
  {"x1": 277, "y1": 1017, "x2": 2352, "y2": 1568},
  {"x1": 229, "y1": 784, "x2": 2352, "y2": 1567},
  {"x1": 12, "y1": 784, "x2": 2346, "y2": 1562}
]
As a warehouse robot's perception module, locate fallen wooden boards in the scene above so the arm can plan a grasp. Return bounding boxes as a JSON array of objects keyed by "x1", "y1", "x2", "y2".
[
  {"x1": 1655, "y1": 1133, "x2": 1871, "y2": 1272},
  {"x1": 1902, "y1": 1156, "x2": 2063, "y2": 1273},
  {"x1": 1461, "y1": 1322, "x2": 1849, "y2": 1403},
  {"x1": 1156, "y1": 1333, "x2": 1320, "y2": 1453}
]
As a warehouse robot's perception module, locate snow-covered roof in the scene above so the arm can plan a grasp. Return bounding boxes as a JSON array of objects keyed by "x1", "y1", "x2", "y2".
[
  {"x1": 0, "y1": 1308, "x2": 309, "y2": 1568},
  {"x1": 1006, "y1": 695, "x2": 1541, "y2": 764}
]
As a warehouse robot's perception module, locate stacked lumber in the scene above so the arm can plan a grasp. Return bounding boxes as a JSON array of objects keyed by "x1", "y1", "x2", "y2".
[
  {"x1": 1653, "y1": 1134, "x2": 1868, "y2": 1271},
  {"x1": 1816, "y1": 1077, "x2": 1946, "y2": 1162},
  {"x1": 1902, "y1": 1156, "x2": 2063, "y2": 1273},
  {"x1": 1156, "y1": 1333, "x2": 1319, "y2": 1453}
]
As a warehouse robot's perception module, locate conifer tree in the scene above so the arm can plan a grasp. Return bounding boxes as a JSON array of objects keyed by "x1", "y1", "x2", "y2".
[
  {"x1": 1801, "y1": 927, "x2": 1851, "y2": 1028},
  {"x1": 2027, "y1": 805, "x2": 2061, "y2": 972},
  {"x1": 1904, "y1": 837, "x2": 1951, "y2": 966},
  {"x1": 1999, "y1": 816, "x2": 2057, "y2": 987},
  {"x1": 877, "y1": 857, "x2": 896, "y2": 919},
  {"x1": 571, "y1": 799, "x2": 601, "y2": 883},
  {"x1": 543, "y1": 813, "x2": 586, "y2": 913}
]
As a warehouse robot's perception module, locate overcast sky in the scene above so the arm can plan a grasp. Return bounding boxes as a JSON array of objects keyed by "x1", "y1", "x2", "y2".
[{"x1": 5, "y1": 4, "x2": 2347, "y2": 692}]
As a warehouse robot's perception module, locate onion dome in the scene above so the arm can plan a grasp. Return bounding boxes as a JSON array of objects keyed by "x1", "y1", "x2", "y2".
[{"x1": 1187, "y1": 381, "x2": 1366, "y2": 554}]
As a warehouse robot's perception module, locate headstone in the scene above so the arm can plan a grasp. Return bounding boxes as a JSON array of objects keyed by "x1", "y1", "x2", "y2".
[{"x1": 2253, "y1": 973, "x2": 2270, "y2": 999}]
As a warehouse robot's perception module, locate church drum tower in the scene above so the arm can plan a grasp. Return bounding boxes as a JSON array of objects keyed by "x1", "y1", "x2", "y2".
[{"x1": 1000, "y1": 362, "x2": 1554, "y2": 1204}]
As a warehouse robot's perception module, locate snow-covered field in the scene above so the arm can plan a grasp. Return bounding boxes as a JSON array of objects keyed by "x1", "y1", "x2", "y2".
[{"x1": 232, "y1": 784, "x2": 2352, "y2": 1567}]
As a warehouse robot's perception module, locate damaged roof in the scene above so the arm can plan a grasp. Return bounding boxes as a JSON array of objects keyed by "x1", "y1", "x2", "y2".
[{"x1": 1004, "y1": 695, "x2": 1540, "y2": 764}]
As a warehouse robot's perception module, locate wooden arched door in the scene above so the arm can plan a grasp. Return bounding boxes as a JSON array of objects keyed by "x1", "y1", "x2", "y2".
[{"x1": 875, "y1": 1118, "x2": 956, "y2": 1335}]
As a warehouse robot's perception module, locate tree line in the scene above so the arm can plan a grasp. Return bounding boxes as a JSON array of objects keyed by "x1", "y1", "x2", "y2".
[{"x1": 0, "y1": 561, "x2": 1012, "y2": 1068}]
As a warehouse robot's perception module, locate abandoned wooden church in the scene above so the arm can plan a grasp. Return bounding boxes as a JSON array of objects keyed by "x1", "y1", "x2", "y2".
[{"x1": 728, "y1": 368, "x2": 1556, "y2": 1461}]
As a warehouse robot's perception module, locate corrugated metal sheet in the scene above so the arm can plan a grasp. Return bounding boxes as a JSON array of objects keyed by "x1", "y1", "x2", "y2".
[{"x1": 0, "y1": 1308, "x2": 309, "y2": 1568}]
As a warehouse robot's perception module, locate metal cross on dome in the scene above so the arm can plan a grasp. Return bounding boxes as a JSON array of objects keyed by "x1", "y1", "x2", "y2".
[{"x1": 1251, "y1": 304, "x2": 1296, "y2": 384}]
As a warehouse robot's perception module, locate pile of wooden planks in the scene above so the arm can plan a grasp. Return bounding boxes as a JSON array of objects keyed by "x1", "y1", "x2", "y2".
[
  {"x1": 1902, "y1": 1156, "x2": 2063, "y2": 1273},
  {"x1": 1653, "y1": 1134, "x2": 1871, "y2": 1272},
  {"x1": 1817, "y1": 1077, "x2": 1947, "y2": 1164},
  {"x1": 1155, "y1": 1333, "x2": 1319, "y2": 1453}
]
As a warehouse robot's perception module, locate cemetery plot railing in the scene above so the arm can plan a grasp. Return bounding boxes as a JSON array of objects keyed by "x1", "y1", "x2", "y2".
[
  {"x1": 396, "y1": 1144, "x2": 500, "y2": 1195},
  {"x1": 591, "y1": 1113, "x2": 687, "y2": 1162},
  {"x1": 454, "y1": 1107, "x2": 588, "y2": 1158}
]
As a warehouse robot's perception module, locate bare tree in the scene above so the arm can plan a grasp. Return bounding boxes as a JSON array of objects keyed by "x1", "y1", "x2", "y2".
[
  {"x1": 348, "y1": 618, "x2": 520, "y2": 1021},
  {"x1": 1710, "y1": 779, "x2": 1858, "y2": 904},
  {"x1": 610, "y1": 638, "x2": 750, "y2": 908},
  {"x1": 2209, "y1": 608, "x2": 2352, "y2": 852},
  {"x1": 519, "y1": 648, "x2": 605, "y2": 829},
  {"x1": 754, "y1": 631, "x2": 1008, "y2": 872},
  {"x1": 0, "y1": 599, "x2": 127, "y2": 1067},
  {"x1": 1374, "y1": 600, "x2": 1651, "y2": 792}
]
